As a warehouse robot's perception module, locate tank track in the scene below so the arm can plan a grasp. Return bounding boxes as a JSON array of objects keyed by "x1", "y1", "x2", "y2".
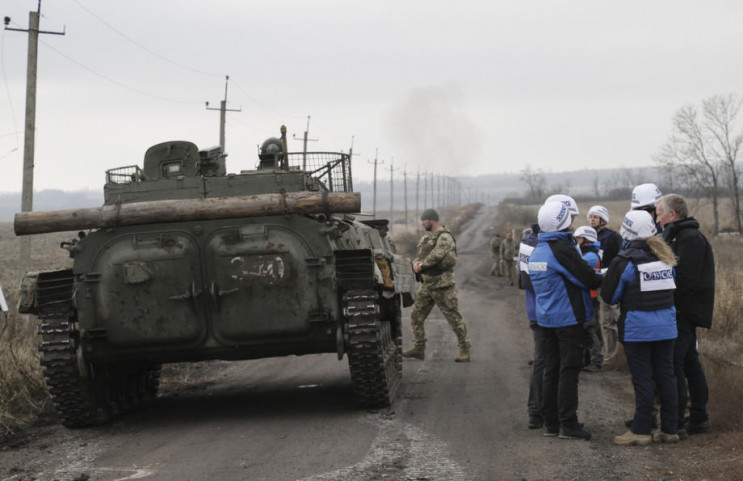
[
  {"x1": 343, "y1": 289, "x2": 402, "y2": 408},
  {"x1": 35, "y1": 270, "x2": 160, "y2": 428}
]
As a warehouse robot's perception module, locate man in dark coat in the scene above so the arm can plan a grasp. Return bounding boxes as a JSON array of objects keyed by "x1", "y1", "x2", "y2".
[
  {"x1": 656, "y1": 194, "x2": 715, "y2": 437},
  {"x1": 587, "y1": 205, "x2": 623, "y2": 361}
]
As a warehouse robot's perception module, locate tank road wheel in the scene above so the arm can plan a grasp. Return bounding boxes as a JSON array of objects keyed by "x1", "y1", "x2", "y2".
[
  {"x1": 343, "y1": 289, "x2": 402, "y2": 409},
  {"x1": 39, "y1": 313, "x2": 110, "y2": 427},
  {"x1": 35, "y1": 270, "x2": 160, "y2": 427},
  {"x1": 40, "y1": 317, "x2": 160, "y2": 427}
]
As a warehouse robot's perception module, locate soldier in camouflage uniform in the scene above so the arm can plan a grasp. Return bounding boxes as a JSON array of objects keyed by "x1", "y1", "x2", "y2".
[
  {"x1": 402, "y1": 209, "x2": 471, "y2": 362},
  {"x1": 490, "y1": 233, "x2": 503, "y2": 276},
  {"x1": 500, "y1": 231, "x2": 518, "y2": 286}
]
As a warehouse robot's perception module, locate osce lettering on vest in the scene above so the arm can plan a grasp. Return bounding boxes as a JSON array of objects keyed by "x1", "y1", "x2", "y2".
[
  {"x1": 519, "y1": 244, "x2": 535, "y2": 272},
  {"x1": 528, "y1": 261, "x2": 547, "y2": 272},
  {"x1": 637, "y1": 261, "x2": 675, "y2": 292}
]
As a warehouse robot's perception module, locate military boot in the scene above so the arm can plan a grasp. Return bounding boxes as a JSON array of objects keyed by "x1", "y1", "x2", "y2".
[
  {"x1": 455, "y1": 346, "x2": 470, "y2": 362},
  {"x1": 402, "y1": 346, "x2": 425, "y2": 360}
]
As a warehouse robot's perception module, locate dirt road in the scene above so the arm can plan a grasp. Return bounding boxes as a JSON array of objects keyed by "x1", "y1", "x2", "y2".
[{"x1": 1, "y1": 206, "x2": 739, "y2": 480}]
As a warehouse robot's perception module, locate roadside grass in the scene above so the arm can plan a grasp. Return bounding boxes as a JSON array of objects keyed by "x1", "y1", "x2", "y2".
[{"x1": 0, "y1": 224, "x2": 74, "y2": 437}]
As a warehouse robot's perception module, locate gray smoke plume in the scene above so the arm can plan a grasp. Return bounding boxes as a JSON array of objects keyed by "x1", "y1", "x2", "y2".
[{"x1": 384, "y1": 84, "x2": 483, "y2": 175}]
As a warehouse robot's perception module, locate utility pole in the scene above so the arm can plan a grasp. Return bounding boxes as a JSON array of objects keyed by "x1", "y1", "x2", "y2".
[
  {"x1": 206, "y1": 75, "x2": 241, "y2": 152},
  {"x1": 403, "y1": 167, "x2": 408, "y2": 229},
  {"x1": 385, "y1": 160, "x2": 398, "y2": 233},
  {"x1": 416, "y1": 169, "x2": 420, "y2": 222},
  {"x1": 5, "y1": 2, "x2": 65, "y2": 268},
  {"x1": 423, "y1": 171, "x2": 428, "y2": 209},
  {"x1": 293, "y1": 116, "x2": 318, "y2": 171},
  {"x1": 368, "y1": 150, "x2": 383, "y2": 218}
]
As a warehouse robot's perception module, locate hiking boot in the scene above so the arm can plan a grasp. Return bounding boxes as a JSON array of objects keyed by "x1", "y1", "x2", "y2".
[
  {"x1": 559, "y1": 424, "x2": 592, "y2": 440},
  {"x1": 583, "y1": 365, "x2": 603, "y2": 373},
  {"x1": 677, "y1": 429, "x2": 688, "y2": 440},
  {"x1": 543, "y1": 425, "x2": 559, "y2": 437},
  {"x1": 652, "y1": 431, "x2": 680, "y2": 444},
  {"x1": 528, "y1": 416, "x2": 543, "y2": 429},
  {"x1": 614, "y1": 430, "x2": 651, "y2": 446},
  {"x1": 455, "y1": 347, "x2": 470, "y2": 362},
  {"x1": 402, "y1": 346, "x2": 425, "y2": 360},
  {"x1": 686, "y1": 419, "x2": 711, "y2": 435}
]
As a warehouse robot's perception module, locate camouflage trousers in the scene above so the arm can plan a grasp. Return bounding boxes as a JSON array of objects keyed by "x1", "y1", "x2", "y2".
[{"x1": 410, "y1": 283, "x2": 470, "y2": 349}]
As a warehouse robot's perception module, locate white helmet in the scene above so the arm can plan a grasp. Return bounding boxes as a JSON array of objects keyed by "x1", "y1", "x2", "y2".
[
  {"x1": 631, "y1": 183, "x2": 662, "y2": 209},
  {"x1": 538, "y1": 201, "x2": 572, "y2": 233},
  {"x1": 573, "y1": 225, "x2": 598, "y2": 243},
  {"x1": 620, "y1": 210, "x2": 657, "y2": 241},
  {"x1": 587, "y1": 205, "x2": 609, "y2": 224},
  {"x1": 545, "y1": 194, "x2": 579, "y2": 216}
]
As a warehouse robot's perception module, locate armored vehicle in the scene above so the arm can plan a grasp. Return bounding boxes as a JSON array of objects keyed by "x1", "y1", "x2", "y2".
[{"x1": 16, "y1": 128, "x2": 416, "y2": 427}]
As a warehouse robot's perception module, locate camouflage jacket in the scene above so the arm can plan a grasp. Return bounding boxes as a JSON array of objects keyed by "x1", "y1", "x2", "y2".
[
  {"x1": 490, "y1": 237, "x2": 502, "y2": 259},
  {"x1": 416, "y1": 226, "x2": 457, "y2": 289},
  {"x1": 500, "y1": 238, "x2": 518, "y2": 260}
]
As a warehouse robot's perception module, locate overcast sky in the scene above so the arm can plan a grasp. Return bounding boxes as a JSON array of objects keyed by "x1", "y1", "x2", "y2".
[{"x1": 1, "y1": 0, "x2": 741, "y2": 194}]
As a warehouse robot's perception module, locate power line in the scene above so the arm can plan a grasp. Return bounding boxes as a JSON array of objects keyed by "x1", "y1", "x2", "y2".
[
  {"x1": 68, "y1": 0, "x2": 223, "y2": 78},
  {"x1": 0, "y1": 29, "x2": 20, "y2": 154},
  {"x1": 229, "y1": 78, "x2": 304, "y2": 120},
  {"x1": 40, "y1": 38, "x2": 200, "y2": 104}
]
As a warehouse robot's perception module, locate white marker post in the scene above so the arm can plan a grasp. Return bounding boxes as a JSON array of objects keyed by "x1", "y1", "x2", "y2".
[{"x1": 0, "y1": 286, "x2": 8, "y2": 312}]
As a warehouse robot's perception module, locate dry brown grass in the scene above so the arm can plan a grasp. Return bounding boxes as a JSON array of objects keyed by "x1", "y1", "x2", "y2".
[{"x1": 0, "y1": 224, "x2": 74, "y2": 437}]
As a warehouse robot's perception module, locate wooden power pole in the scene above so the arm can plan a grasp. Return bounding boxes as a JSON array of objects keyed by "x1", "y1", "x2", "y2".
[
  {"x1": 206, "y1": 76, "x2": 241, "y2": 151},
  {"x1": 4, "y1": 3, "x2": 65, "y2": 268},
  {"x1": 368, "y1": 150, "x2": 383, "y2": 218}
]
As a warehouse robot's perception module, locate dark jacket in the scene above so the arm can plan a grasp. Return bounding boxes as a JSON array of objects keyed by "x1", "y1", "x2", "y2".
[
  {"x1": 519, "y1": 224, "x2": 540, "y2": 321},
  {"x1": 596, "y1": 227, "x2": 622, "y2": 267},
  {"x1": 601, "y1": 240, "x2": 677, "y2": 342},
  {"x1": 662, "y1": 217, "x2": 715, "y2": 328},
  {"x1": 528, "y1": 231, "x2": 604, "y2": 328},
  {"x1": 518, "y1": 224, "x2": 540, "y2": 292}
]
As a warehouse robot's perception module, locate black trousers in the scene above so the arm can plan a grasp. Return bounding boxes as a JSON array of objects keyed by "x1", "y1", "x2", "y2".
[
  {"x1": 674, "y1": 317, "x2": 709, "y2": 428},
  {"x1": 537, "y1": 324, "x2": 584, "y2": 428},
  {"x1": 625, "y1": 339, "x2": 677, "y2": 435},
  {"x1": 528, "y1": 322, "x2": 546, "y2": 421}
]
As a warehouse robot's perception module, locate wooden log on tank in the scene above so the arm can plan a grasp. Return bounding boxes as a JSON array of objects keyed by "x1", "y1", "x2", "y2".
[{"x1": 14, "y1": 191, "x2": 361, "y2": 236}]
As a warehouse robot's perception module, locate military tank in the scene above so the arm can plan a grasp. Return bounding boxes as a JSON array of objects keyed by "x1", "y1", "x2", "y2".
[{"x1": 15, "y1": 127, "x2": 416, "y2": 428}]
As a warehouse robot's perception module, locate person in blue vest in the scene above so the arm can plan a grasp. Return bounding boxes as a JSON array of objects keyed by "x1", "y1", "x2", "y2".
[
  {"x1": 528, "y1": 200, "x2": 603, "y2": 440},
  {"x1": 601, "y1": 210, "x2": 679, "y2": 446},
  {"x1": 573, "y1": 226, "x2": 604, "y2": 373}
]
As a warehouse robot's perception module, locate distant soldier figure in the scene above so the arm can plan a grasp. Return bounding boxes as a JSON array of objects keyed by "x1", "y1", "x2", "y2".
[
  {"x1": 490, "y1": 233, "x2": 503, "y2": 276},
  {"x1": 403, "y1": 209, "x2": 471, "y2": 362},
  {"x1": 500, "y1": 231, "x2": 518, "y2": 286}
]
